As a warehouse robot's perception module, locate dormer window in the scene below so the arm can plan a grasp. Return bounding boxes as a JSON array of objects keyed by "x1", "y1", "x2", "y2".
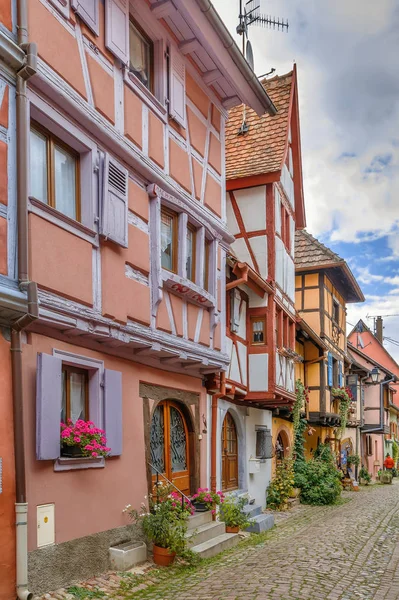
[{"x1": 129, "y1": 19, "x2": 153, "y2": 92}]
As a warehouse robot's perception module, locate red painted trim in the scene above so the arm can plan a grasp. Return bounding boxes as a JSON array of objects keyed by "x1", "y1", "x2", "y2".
[
  {"x1": 229, "y1": 190, "x2": 260, "y2": 273},
  {"x1": 226, "y1": 172, "x2": 279, "y2": 191}
]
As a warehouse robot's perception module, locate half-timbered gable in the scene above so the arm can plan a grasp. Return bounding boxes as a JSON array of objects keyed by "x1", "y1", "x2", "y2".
[{"x1": 225, "y1": 66, "x2": 305, "y2": 409}]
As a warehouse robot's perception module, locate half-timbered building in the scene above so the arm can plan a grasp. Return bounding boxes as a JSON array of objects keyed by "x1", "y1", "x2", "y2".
[
  {"x1": 207, "y1": 67, "x2": 306, "y2": 509},
  {"x1": 0, "y1": 0, "x2": 275, "y2": 595},
  {"x1": 295, "y1": 230, "x2": 364, "y2": 458}
]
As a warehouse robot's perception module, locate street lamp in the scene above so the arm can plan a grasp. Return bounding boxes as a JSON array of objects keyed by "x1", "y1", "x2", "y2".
[{"x1": 370, "y1": 367, "x2": 380, "y2": 384}]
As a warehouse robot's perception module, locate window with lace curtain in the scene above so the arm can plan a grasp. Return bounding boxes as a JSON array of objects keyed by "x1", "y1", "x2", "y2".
[
  {"x1": 129, "y1": 19, "x2": 153, "y2": 91},
  {"x1": 251, "y1": 317, "x2": 266, "y2": 345}
]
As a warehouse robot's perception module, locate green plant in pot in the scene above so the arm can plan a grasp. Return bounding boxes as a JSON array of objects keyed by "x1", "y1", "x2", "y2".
[
  {"x1": 346, "y1": 454, "x2": 360, "y2": 468},
  {"x1": 219, "y1": 496, "x2": 251, "y2": 533},
  {"x1": 190, "y1": 488, "x2": 224, "y2": 514},
  {"x1": 359, "y1": 466, "x2": 371, "y2": 485},
  {"x1": 125, "y1": 484, "x2": 193, "y2": 566}
]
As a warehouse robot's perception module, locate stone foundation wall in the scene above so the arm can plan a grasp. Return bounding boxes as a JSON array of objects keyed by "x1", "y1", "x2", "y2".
[{"x1": 28, "y1": 523, "x2": 144, "y2": 595}]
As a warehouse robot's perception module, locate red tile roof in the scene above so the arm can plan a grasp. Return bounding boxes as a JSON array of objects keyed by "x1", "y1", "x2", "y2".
[{"x1": 225, "y1": 72, "x2": 293, "y2": 180}]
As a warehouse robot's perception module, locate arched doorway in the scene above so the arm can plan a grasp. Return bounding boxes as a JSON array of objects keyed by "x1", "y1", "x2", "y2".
[
  {"x1": 275, "y1": 433, "x2": 285, "y2": 462},
  {"x1": 221, "y1": 412, "x2": 238, "y2": 491},
  {"x1": 150, "y1": 400, "x2": 190, "y2": 496}
]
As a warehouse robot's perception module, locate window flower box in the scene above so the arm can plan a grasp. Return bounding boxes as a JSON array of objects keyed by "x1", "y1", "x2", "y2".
[{"x1": 60, "y1": 420, "x2": 111, "y2": 459}]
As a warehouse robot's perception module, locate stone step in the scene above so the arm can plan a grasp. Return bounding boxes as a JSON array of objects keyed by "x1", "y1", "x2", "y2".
[
  {"x1": 242, "y1": 503, "x2": 262, "y2": 519},
  {"x1": 186, "y1": 521, "x2": 226, "y2": 548},
  {"x1": 191, "y1": 532, "x2": 240, "y2": 559},
  {"x1": 245, "y1": 513, "x2": 275, "y2": 534},
  {"x1": 187, "y1": 510, "x2": 213, "y2": 531}
]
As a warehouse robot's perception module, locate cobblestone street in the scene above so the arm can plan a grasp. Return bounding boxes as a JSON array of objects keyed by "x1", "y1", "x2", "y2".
[{"x1": 38, "y1": 483, "x2": 399, "y2": 600}]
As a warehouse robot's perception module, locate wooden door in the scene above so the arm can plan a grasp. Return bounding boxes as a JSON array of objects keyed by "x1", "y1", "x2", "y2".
[
  {"x1": 221, "y1": 412, "x2": 238, "y2": 491},
  {"x1": 150, "y1": 401, "x2": 190, "y2": 496}
]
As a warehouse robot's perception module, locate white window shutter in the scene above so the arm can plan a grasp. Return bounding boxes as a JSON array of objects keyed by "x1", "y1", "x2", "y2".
[
  {"x1": 105, "y1": 0, "x2": 129, "y2": 65},
  {"x1": 100, "y1": 154, "x2": 129, "y2": 247},
  {"x1": 169, "y1": 45, "x2": 186, "y2": 128},
  {"x1": 231, "y1": 289, "x2": 241, "y2": 333},
  {"x1": 48, "y1": 0, "x2": 70, "y2": 19},
  {"x1": 71, "y1": 0, "x2": 99, "y2": 35}
]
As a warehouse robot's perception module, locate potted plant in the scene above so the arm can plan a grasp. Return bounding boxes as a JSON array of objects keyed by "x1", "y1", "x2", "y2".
[
  {"x1": 60, "y1": 420, "x2": 110, "y2": 458},
  {"x1": 125, "y1": 485, "x2": 193, "y2": 567},
  {"x1": 190, "y1": 488, "x2": 224, "y2": 514},
  {"x1": 219, "y1": 496, "x2": 251, "y2": 533},
  {"x1": 347, "y1": 455, "x2": 360, "y2": 468},
  {"x1": 359, "y1": 466, "x2": 371, "y2": 485}
]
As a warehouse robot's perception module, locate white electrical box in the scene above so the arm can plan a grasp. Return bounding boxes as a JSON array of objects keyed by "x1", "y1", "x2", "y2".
[
  {"x1": 248, "y1": 458, "x2": 261, "y2": 474},
  {"x1": 37, "y1": 504, "x2": 55, "y2": 547}
]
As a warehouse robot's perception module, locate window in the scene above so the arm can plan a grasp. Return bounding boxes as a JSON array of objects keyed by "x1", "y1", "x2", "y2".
[
  {"x1": 129, "y1": 19, "x2": 153, "y2": 91},
  {"x1": 283, "y1": 315, "x2": 289, "y2": 348},
  {"x1": 332, "y1": 357, "x2": 339, "y2": 388},
  {"x1": 251, "y1": 317, "x2": 265, "y2": 345},
  {"x1": 275, "y1": 309, "x2": 281, "y2": 348},
  {"x1": 30, "y1": 124, "x2": 80, "y2": 221},
  {"x1": 161, "y1": 208, "x2": 177, "y2": 272},
  {"x1": 255, "y1": 427, "x2": 272, "y2": 459},
  {"x1": 333, "y1": 299, "x2": 339, "y2": 324},
  {"x1": 186, "y1": 225, "x2": 196, "y2": 282},
  {"x1": 61, "y1": 365, "x2": 89, "y2": 424}
]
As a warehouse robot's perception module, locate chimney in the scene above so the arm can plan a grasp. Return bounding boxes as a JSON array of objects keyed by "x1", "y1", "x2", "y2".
[{"x1": 376, "y1": 316, "x2": 383, "y2": 343}]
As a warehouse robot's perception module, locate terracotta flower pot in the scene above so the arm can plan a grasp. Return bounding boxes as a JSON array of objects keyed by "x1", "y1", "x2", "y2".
[
  {"x1": 225, "y1": 525, "x2": 239, "y2": 533},
  {"x1": 152, "y1": 544, "x2": 176, "y2": 566}
]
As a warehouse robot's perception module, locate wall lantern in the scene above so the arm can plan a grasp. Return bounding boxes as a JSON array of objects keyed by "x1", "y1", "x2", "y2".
[{"x1": 370, "y1": 367, "x2": 380, "y2": 384}]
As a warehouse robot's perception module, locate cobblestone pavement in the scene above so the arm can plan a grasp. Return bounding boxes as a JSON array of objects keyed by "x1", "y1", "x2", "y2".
[{"x1": 36, "y1": 483, "x2": 399, "y2": 600}]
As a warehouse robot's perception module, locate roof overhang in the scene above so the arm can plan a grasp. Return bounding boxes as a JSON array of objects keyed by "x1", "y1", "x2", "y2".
[
  {"x1": 295, "y1": 262, "x2": 364, "y2": 303},
  {"x1": 227, "y1": 258, "x2": 274, "y2": 297},
  {"x1": 296, "y1": 317, "x2": 327, "y2": 350},
  {"x1": 151, "y1": 0, "x2": 276, "y2": 116}
]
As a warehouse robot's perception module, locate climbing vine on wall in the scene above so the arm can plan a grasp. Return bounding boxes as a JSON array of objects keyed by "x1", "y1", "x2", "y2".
[{"x1": 292, "y1": 380, "x2": 308, "y2": 485}]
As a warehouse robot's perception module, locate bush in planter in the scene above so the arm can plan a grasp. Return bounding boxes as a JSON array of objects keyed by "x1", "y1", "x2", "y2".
[
  {"x1": 125, "y1": 485, "x2": 193, "y2": 563},
  {"x1": 219, "y1": 496, "x2": 251, "y2": 531},
  {"x1": 295, "y1": 458, "x2": 342, "y2": 505},
  {"x1": 191, "y1": 488, "x2": 224, "y2": 513},
  {"x1": 359, "y1": 466, "x2": 371, "y2": 484},
  {"x1": 60, "y1": 420, "x2": 110, "y2": 458}
]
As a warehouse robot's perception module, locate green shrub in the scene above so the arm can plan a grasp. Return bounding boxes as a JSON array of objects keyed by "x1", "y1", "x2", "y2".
[
  {"x1": 359, "y1": 466, "x2": 371, "y2": 484},
  {"x1": 219, "y1": 496, "x2": 251, "y2": 529},
  {"x1": 296, "y1": 458, "x2": 342, "y2": 505},
  {"x1": 347, "y1": 454, "x2": 360, "y2": 467},
  {"x1": 267, "y1": 458, "x2": 295, "y2": 510}
]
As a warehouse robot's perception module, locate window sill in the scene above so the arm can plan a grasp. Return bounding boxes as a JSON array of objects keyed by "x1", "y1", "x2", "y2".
[
  {"x1": 124, "y1": 68, "x2": 167, "y2": 123},
  {"x1": 54, "y1": 456, "x2": 105, "y2": 471},
  {"x1": 162, "y1": 270, "x2": 216, "y2": 308},
  {"x1": 29, "y1": 197, "x2": 98, "y2": 246}
]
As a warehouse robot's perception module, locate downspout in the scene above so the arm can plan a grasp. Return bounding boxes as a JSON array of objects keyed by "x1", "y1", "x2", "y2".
[
  {"x1": 210, "y1": 371, "x2": 226, "y2": 492},
  {"x1": 12, "y1": 3, "x2": 38, "y2": 599}
]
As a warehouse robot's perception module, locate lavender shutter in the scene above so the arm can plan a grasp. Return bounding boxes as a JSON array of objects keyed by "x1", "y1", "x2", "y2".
[
  {"x1": 169, "y1": 45, "x2": 186, "y2": 128},
  {"x1": 103, "y1": 369, "x2": 123, "y2": 456},
  {"x1": 71, "y1": 0, "x2": 100, "y2": 35},
  {"x1": 36, "y1": 353, "x2": 63, "y2": 460},
  {"x1": 105, "y1": 0, "x2": 129, "y2": 65},
  {"x1": 100, "y1": 154, "x2": 128, "y2": 247},
  {"x1": 48, "y1": 0, "x2": 70, "y2": 18}
]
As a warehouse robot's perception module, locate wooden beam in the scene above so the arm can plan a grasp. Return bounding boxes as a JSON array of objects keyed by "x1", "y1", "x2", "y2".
[
  {"x1": 222, "y1": 95, "x2": 241, "y2": 110},
  {"x1": 150, "y1": 0, "x2": 175, "y2": 18},
  {"x1": 179, "y1": 38, "x2": 201, "y2": 55},
  {"x1": 202, "y1": 69, "x2": 222, "y2": 85}
]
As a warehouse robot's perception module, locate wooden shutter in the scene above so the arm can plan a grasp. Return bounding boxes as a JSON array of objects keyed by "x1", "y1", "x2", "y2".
[
  {"x1": 230, "y1": 289, "x2": 240, "y2": 333},
  {"x1": 48, "y1": 0, "x2": 70, "y2": 18},
  {"x1": 100, "y1": 154, "x2": 129, "y2": 247},
  {"x1": 327, "y1": 352, "x2": 333, "y2": 387},
  {"x1": 105, "y1": 0, "x2": 129, "y2": 65},
  {"x1": 169, "y1": 45, "x2": 186, "y2": 128},
  {"x1": 36, "y1": 353, "x2": 63, "y2": 460},
  {"x1": 103, "y1": 369, "x2": 123, "y2": 456},
  {"x1": 71, "y1": 0, "x2": 99, "y2": 35}
]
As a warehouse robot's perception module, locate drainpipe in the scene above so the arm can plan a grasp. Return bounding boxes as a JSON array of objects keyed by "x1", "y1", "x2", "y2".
[
  {"x1": 12, "y1": 3, "x2": 38, "y2": 599},
  {"x1": 210, "y1": 371, "x2": 226, "y2": 492}
]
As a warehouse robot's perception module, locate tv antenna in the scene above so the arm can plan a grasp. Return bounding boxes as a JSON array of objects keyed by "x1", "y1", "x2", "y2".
[{"x1": 236, "y1": 1, "x2": 288, "y2": 135}]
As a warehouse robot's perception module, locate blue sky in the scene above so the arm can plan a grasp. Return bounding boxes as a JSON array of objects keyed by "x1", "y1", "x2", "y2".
[{"x1": 213, "y1": 0, "x2": 399, "y2": 359}]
